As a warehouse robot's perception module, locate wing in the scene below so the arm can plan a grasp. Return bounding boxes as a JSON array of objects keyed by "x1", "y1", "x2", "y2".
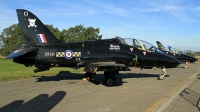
[
  {"x1": 6, "y1": 47, "x2": 37, "y2": 59},
  {"x1": 84, "y1": 62, "x2": 131, "y2": 73}
]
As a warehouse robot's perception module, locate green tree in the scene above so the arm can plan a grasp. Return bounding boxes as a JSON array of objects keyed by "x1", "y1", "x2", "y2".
[
  {"x1": 0, "y1": 24, "x2": 22, "y2": 56},
  {"x1": 45, "y1": 24, "x2": 62, "y2": 41},
  {"x1": 84, "y1": 26, "x2": 102, "y2": 40},
  {"x1": 61, "y1": 24, "x2": 102, "y2": 42}
]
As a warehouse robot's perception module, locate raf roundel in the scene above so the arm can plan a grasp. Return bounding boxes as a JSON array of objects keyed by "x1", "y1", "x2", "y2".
[{"x1": 64, "y1": 50, "x2": 73, "y2": 59}]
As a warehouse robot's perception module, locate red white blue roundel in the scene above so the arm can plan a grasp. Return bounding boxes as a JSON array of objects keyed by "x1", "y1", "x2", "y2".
[{"x1": 64, "y1": 50, "x2": 73, "y2": 59}]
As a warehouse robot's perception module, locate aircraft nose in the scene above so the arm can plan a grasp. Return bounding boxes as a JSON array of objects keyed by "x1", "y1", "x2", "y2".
[{"x1": 169, "y1": 57, "x2": 180, "y2": 67}]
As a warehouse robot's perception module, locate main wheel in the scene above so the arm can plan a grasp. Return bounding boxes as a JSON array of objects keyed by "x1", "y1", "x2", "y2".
[
  {"x1": 105, "y1": 78, "x2": 114, "y2": 86},
  {"x1": 158, "y1": 75, "x2": 164, "y2": 80}
]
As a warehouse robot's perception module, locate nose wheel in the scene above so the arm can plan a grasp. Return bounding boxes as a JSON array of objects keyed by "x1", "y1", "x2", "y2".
[
  {"x1": 158, "y1": 68, "x2": 166, "y2": 80},
  {"x1": 104, "y1": 71, "x2": 119, "y2": 86},
  {"x1": 184, "y1": 61, "x2": 189, "y2": 68}
]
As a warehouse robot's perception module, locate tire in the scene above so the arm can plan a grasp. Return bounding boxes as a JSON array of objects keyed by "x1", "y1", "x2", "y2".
[
  {"x1": 105, "y1": 78, "x2": 114, "y2": 86},
  {"x1": 158, "y1": 75, "x2": 164, "y2": 80}
]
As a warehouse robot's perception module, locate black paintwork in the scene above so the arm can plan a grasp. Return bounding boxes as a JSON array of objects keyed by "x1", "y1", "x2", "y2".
[
  {"x1": 156, "y1": 41, "x2": 198, "y2": 63},
  {"x1": 6, "y1": 9, "x2": 180, "y2": 73}
]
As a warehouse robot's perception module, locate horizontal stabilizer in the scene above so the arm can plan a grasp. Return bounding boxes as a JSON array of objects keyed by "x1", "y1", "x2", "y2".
[{"x1": 6, "y1": 48, "x2": 37, "y2": 59}]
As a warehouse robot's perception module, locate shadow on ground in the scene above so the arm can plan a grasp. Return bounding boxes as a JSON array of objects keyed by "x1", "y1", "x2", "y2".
[
  {"x1": 0, "y1": 91, "x2": 66, "y2": 112},
  {"x1": 36, "y1": 71, "x2": 169, "y2": 87}
]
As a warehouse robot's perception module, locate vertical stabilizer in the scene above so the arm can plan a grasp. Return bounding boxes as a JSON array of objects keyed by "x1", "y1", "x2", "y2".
[{"x1": 16, "y1": 9, "x2": 61, "y2": 44}]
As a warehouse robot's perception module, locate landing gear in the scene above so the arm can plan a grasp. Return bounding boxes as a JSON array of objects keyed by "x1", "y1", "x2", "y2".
[
  {"x1": 158, "y1": 68, "x2": 166, "y2": 80},
  {"x1": 84, "y1": 72, "x2": 95, "y2": 81},
  {"x1": 184, "y1": 61, "x2": 189, "y2": 68},
  {"x1": 84, "y1": 71, "x2": 120, "y2": 86},
  {"x1": 105, "y1": 78, "x2": 114, "y2": 86},
  {"x1": 184, "y1": 65, "x2": 187, "y2": 68},
  {"x1": 104, "y1": 71, "x2": 119, "y2": 86}
]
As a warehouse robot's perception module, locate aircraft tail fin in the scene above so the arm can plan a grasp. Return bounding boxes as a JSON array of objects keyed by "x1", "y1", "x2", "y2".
[{"x1": 16, "y1": 9, "x2": 61, "y2": 44}]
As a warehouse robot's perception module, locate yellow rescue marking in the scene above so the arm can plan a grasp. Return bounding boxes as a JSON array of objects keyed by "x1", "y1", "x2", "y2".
[
  {"x1": 82, "y1": 78, "x2": 87, "y2": 81},
  {"x1": 145, "y1": 72, "x2": 197, "y2": 112},
  {"x1": 93, "y1": 68, "x2": 98, "y2": 73},
  {"x1": 137, "y1": 47, "x2": 146, "y2": 51},
  {"x1": 152, "y1": 67, "x2": 158, "y2": 70}
]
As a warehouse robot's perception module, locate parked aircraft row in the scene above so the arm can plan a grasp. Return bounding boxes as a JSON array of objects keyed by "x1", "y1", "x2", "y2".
[
  {"x1": 156, "y1": 41, "x2": 198, "y2": 67},
  {"x1": 6, "y1": 9, "x2": 198, "y2": 86}
]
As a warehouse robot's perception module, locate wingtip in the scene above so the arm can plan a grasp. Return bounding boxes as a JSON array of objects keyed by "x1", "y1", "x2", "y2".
[{"x1": 5, "y1": 51, "x2": 24, "y2": 59}]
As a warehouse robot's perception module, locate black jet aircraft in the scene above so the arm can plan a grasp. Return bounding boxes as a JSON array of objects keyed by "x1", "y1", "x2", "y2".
[
  {"x1": 184, "y1": 50, "x2": 196, "y2": 58},
  {"x1": 6, "y1": 9, "x2": 180, "y2": 86},
  {"x1": 156, "y1": 41, "x2": 198, "y2": 65}
]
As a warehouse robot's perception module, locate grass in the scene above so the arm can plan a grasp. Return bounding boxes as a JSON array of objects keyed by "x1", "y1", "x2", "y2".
[
  {"x1": 0, "y1": 55, "x2": 5, "y2": 58},
  {"x1": 195, "y1": 56, "x2": 200, "y2": 59},
  {"x1": 0, "y1": 58, "x2": 84, "y2": 82}
]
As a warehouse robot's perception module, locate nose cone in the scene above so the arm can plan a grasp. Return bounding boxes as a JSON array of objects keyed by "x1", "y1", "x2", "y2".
[
  {"x1": 190, "y1": 57, "x2": 198, "y2": 63},
  {"x1": 166, "y1": 56, "x2": 181, "y2": 68},
  {"x1": 172, "y1": 57, "x2": 181, "y2": 66},
  {"x1": 184, "y1": 55, "x2": 198, "y2": 63}
]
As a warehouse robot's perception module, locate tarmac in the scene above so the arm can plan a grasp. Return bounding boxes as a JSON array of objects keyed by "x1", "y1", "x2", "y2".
[{"x1": 0, "y1": 63, "x2": 200, "y2": 112}]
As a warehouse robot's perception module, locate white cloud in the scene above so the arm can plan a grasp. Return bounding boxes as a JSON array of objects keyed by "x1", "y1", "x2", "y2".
[
  {"x1": 170, "y1": 11, "x2": 196, "y2": 23},
  {"x1": 83, "y1": 0, "x2": 130, "y2": 17},
  {"x1": 136, "y1": 2, "x2": 199, "y2": 23},
  {"x1": 102, "y1": 5, "x2": 130, "y2": 17},
  {"x1": 139, "y1": 5, "x2": 185, "y2": 12},
  {"x1": 192, "y1": 6, "x2": 200, "y2": 11}
]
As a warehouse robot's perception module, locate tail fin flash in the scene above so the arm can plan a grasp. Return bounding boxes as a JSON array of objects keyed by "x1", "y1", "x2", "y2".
[{"x1": 16, "y1": 9, "x2": 61, "y2": 44}]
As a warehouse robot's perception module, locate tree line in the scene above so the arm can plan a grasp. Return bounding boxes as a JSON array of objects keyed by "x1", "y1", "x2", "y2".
[{"x1": 0, "y1": 24, "x2": 102, "y2": 56}]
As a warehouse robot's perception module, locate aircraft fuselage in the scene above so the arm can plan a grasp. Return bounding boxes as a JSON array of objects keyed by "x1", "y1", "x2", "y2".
[{"x1": 13, "y1": 38, "x2": 180, "y2": 70}]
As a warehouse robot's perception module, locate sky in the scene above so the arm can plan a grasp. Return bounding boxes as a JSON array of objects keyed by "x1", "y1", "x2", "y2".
[{"x1": 0, "y1": 0, "x2": 200, "y2": 51}]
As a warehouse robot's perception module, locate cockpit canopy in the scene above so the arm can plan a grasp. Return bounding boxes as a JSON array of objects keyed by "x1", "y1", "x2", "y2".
[
  {"x1": 168, "y1": 46, "x2": 184, "y2": 54},
  {"x1": 115, "y1": 37, "x2": 163, "y2": 54},
  {"x1": 184, "y1": 50, "x2": 195, "y2": 54}
]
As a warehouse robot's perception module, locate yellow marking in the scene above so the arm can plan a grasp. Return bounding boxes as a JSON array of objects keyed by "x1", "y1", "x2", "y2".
[
  {"x1": 135, "y1": 39, "x2": 146, "y2": 50},
  {"x1": 93, "y1": 68, "x2": 98, "y2": 73},
  {"x1": 56, "y1": 52, "x2": 81, "y2": 57},
  {"x1": 152, "y1": 67, "x2": 158, "y2": 70},
  {"x1": 56, "y1": 52, "x2": 65, "y2": 57},
  {"x1": 137, "y1": 47, "x2": 146, "y2": 51},
  {"x1": 145, "y1": 72, "x2": 198, "y2": 112},
  {"x1": 73, "y1": 52, "x2": 81, "y2": 57},
  {"x1": 82, "y1": 78, "x2": 87, "y2": 81}
]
